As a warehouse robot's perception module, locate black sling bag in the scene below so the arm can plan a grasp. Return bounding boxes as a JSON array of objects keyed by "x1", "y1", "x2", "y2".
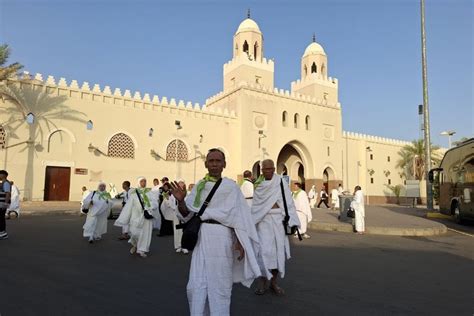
[
  {"x1": 136, "y1": 189, "x2": 154, "y2": 219},
  {"x1": 81, "y1": 191, "x2": 96, "y2": 214},
  {"x1": 280, "y1": 179, "x2": 302, "y2": 241},
  {"x1": 178, "y1": 178, "x2": 222, "y2": 251}
]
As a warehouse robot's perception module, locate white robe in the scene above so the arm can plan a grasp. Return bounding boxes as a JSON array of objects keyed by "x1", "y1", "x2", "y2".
[
  {"x1": 240, "y1": 179, "x2": 254, "y2": 207},
  {"x1": 331, "y1": 188, "x2": 340, "y2": 208},
  {"x1": 7, "y1": 184, "x2": 20, "y2": 215},
  {"x1": 251, "y1": 174, "x2": 300, "y2": 279},
  {"x1": 308, "y1": 187, "x2": 317, "y2": 209},
  {"x1": 293, "y1": 190, "x2": 312, "y2": 234},
  {"x1": 166, "y1": 195, "x2": 187, "y2": 250},
  {"x1": 80, "y1": 190, "x2": 91, "y2": 213},
  {"x1": 119, "y1": 189, "x2": 132, "y2": 234},
  {"x1": 115, "y1": 189, "x2": 159, "y2": 254},
  {"x1": 352, "y1": 190, "x2": 365, "y2": 232},
  {"x1": 185, "y1": 177, "x2": 261, "y2": 316},
  {"x1": 82, "y1": 191, "x2": 111, "y2": 239}
]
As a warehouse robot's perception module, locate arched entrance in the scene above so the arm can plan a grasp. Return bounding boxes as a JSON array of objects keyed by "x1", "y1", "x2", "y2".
[
  {"x1": 252, "y1": 161, "x2": 261, "y2": 178},
  {"x1": 277, "y1": 143, "x2": 311, "y2": 188}
]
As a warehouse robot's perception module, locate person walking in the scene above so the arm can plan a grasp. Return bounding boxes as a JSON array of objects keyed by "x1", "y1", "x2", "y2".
[
  {"x1": 0, "y1": 170, "x2": 11, "y2": 240},
  {"x1": 351, "y1": 186, "x2": 365, "y2": 234}
]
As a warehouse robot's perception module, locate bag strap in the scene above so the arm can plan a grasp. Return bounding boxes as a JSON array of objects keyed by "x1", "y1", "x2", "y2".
[
  {"x1": 197, "y1": 178, "x2": 223, "y2": 217},
  {"x1": 280, "y1": 179, "x2": 302, "y2": 241},
  {"x1": 91, "y1": 191, "x2": 96, "y2": 200},
  {"x1": 280, "y1": 179, "x2": 290, "y2": 223},
  {"x1": 135, "y1": 189, "x2": 146, "y2": 211}
]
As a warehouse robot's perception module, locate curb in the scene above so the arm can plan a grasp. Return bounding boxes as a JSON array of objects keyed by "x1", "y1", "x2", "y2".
[
  {"x1": 18, "y1": 210, "x2": 81, "y2": 216},
  {"x1": 426, "y1": 212, "x2": 453, "y2": 220},
  {"x1": 308, "y1": 221, "x2": 448, "y2": 237}
]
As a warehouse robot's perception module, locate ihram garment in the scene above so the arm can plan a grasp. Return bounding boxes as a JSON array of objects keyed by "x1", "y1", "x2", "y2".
[
  {"x1": 82, "y1": 190, "x2": 111, "y2": 239},
  {"x1": 6, "y1": 184, "x2": 20, "y2": 216},
  {"x1": 292, "y1": 189, "x2": 312, "y2": 234},
  {"x1": 331, "y1": 188, "x2": 340, "y2": 208},
  {"x1": 308, "y1": 185, "x2": 317, "y2": 209},
  {"x1": 251, "y1": 174, "x2": 300, "y2": 279},
  {"x1": 240, "y1": 179, "x2": 254, "y2": 207},
  {"x1": 117, "y1": 188, "x2": 132, "y2": 234},
  {"x1": 351, "y1": 190, "x2": 365, "y2": 232},
  {"x1": 161, "y1": 194, "x2": 184, "y2": 250},
  {"x1": 116, "y1": 188, "x2": 159, "y2": 254},
  {"x1": 184, "y1": 177, "x2": 260, "y2": 316}
]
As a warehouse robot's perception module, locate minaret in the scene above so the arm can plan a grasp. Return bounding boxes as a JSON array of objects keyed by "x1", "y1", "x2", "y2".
[
  {"x1": 291, "y1": 35, "x2": 338, "y2": 104},
  {"x1": 223, "y1": 12, "x2": 274, "y2": 91}
]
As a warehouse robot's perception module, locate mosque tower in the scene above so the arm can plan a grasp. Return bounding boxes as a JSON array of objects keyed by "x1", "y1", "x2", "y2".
[
  {"x1": 223, "y1": 11, "x2": 274, "y2": 92},
  {"x1": 291, "y1": 35, "x2": 338, "y2": 104}
]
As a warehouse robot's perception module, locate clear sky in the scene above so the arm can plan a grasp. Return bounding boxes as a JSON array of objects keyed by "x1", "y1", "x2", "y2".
[{"x1": 1, "y1": 0, "x2": 472, "y2": 147}]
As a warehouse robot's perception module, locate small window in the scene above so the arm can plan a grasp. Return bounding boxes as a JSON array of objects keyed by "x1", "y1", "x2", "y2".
[
  {"x1": 305, "y1": 115, "x2": 310, "y2": 130},
  {"x1": 294, "y1": 113, "x2": 299, "y2": 128},
  {"x1": 387, "y1": 156, "x2": 391, "y2": 162},
  {"x1": 311, "y1": 62, "x2": 317, "y2": 73},
  {"x1": 282, "y1": 111, "x2": 288, "y2": 127},
  {"x1": 304, "y1": 65, "x2": 308, "y2": 76},
  {"x1": 388, "y1": 179, "x2": 391, "y2": 185},
  {"x1": 254, "y1": 42, "x2": 258, "y2": 60},
  {"x1": 370, "y1": 154, "x2": 374, "y2": 160},
  {"x1": 243, "y1": 41, "x2": 249, "y2": 53},
  {"x1": 404, "y1": 180, "x2": 406, "y2": 185},
  {"x1": 255, "y1": 76, "x2": 261, "y2": 84},
  {"x1": 370, "y1": 178, "x2": 374, "y2": 184},
  {"x1": 327, "y1": 146, "x2": 330, "y2": 157},
  {"x1": 323, "y1": 92, "x2": 329, "y2": 100},
  {"x1": 86, "y1": 120, "x2": 94, "y2": 131}
]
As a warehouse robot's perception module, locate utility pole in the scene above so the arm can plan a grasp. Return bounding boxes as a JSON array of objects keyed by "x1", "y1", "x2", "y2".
[{"x1": 420, "y1": 0, "x2": 433, "y2": 210}]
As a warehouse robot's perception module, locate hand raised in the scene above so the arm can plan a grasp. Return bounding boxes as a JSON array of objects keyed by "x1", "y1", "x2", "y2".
[{"x1": 170, "y1": 181, "x2": 186, "y2": 201}]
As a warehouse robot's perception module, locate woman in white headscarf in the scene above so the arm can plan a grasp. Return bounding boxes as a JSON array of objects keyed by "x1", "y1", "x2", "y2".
[{"x1": 82, "y1": 182, "x2": 112, "y2": 243}]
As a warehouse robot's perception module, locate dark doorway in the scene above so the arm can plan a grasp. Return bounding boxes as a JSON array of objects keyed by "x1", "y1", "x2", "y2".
[{"x1": 44, "y1": 166, "x2": 71, "y2": 201}]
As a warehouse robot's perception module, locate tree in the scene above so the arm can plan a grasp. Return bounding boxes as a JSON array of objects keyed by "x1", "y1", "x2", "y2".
[
  {"x1": 0, "y1": 44, "x2": 22, "y2": 82},
  {"x1": 396, "y1": 139, "x2": 441, "y2": 180},
  {"x1": 385, "y1": 184, "x2": 403, "y2": 204}
]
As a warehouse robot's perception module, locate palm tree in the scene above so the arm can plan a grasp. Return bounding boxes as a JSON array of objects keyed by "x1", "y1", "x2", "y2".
[
  {"x1": 396, "y1": 139, "x2": 441, "y2": 180},
  {"x1": 0, "y1": 44, "x2": 22, "y2": 82}
]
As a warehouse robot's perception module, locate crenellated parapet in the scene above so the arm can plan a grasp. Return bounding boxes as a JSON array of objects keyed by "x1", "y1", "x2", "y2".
[
  {"x1": 290, "y1": 73, "x2": 338, "y2": 91},
  {"x1": 13, "y1": 72, "x2": 237, "y2": 120},
  {"x1": 343, "y1": 131, "x2": 411, "y2": 146},
  {"x1": 223, "y1": 56, "x2": 274, "y2": 73},
  {"x1": 206, "y1": 81, "x2": 341, "y2": 110}
]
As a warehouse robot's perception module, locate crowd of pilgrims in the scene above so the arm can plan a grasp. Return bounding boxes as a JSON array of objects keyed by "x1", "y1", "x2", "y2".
[{"x1": 79, "y1": 149, "x2": 366, "y2": 315}]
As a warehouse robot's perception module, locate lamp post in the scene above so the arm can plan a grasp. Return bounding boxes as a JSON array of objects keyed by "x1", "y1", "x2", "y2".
[
  {"x1": 366, "y1": 146, "x2": 372, "y2": 205},
  {"x1": 440, "y1": 130, "x2": 456, "y2": 148},
  {"x1": 420, "y1": 0, "x2": 433, "y2": 210},
  {"x1": 175, "y1": 120, "x2": 182, "y2": 179}
]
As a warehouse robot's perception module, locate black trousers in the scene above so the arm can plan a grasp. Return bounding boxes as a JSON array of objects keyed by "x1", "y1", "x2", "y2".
[
  {"x1": 317, "y1": 199, "x2": 329, "y2": 208},
  {"x1": 0, "y1": 208, "x2": 6, "y2": 232}
]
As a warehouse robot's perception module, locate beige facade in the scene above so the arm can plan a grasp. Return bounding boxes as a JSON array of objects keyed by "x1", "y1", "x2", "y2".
[{"x1": 0, "y1": 17, "x2": 415, "y2": 203}]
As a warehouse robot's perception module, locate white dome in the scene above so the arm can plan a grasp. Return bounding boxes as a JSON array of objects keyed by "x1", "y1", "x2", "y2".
[
  {"x1": 236, "y1": 18, "x2": 261, "y2": 33},
  {"x1": 303, "y1": 42, "x2": 326, "y2": 56}
]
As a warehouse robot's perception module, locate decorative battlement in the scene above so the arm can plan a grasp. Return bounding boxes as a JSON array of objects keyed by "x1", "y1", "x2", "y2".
[
  {"x1": 15, "y1": 72, "x2": 237, "y2": 119},
  {"x1": 206, "y1": 81, "x2": 341, "y2": 109},
  {"x1": 343, "y1": 131, "x2": 411, "y2": 146},
  {"x1": 290, "y1": 73, "x2": 338, "y2": 90},
  {"x1": 223, "y1": 56, "x2": 274, "y2": 73}
]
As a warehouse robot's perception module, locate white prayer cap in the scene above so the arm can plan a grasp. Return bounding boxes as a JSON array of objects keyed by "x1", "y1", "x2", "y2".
[
  {"x1": 97, "y1": 181, "x2": 107, "y2": 190},
  {"x1": 137, "y1": 176, "x2": 146, "y2": 185}
]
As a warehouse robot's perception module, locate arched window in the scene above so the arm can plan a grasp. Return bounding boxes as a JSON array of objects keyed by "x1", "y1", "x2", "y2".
[
  {"x1": 304, "y1": 65, "x2": 308, "y2": 76},
  {"x1": 311, "y1": 62, "x2": 317, "y2": 73},
  {"x1": 282, "y1": 111, "x2": 288, "y2": 127},
  {"x1": 321, "y1": 63, "x2": 326, "y2": 76},
  {"x1": 107, "y1": 133, "x2": 135, "y2": 159},
  {"x1": 305, "y1": 115, "x2": 311, "y2": 130},
  {"x1": 166, "y1": 139, "x2": 188, "y2": 162},
  {"x1": 254, "y1": 42, "x2": 258, "y2": 60},
  {"x1": 0, "y1": 126, "x2": 6, "y2": 149},
  {"x1": 294, "y1": 113, "x2": 299, "y2": 128},
  {"x1": 243, "y1": 41, "x2": 249, "y2": 54}
]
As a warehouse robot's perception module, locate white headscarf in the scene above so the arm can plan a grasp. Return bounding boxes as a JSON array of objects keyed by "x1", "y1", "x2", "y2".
[
  {"x1": 97, "y1": 181, "x2": 107, "y2": 191},
  {"x1": 137, "y1": 176, "x2": 146, "y2": 187}
]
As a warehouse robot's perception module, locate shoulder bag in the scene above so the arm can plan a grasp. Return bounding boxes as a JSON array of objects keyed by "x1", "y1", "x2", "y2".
[
  {"x1": 178, "y1": 178, "x2": 222, "y2": 251},
  {"x1": 136, "y1": 189, "x2": 154, "y2": 219},
  {"x1": 82, "y1": 191, "x2": 96, "y2": 214}
]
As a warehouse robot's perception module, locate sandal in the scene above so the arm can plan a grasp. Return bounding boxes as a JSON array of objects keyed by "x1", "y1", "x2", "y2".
[{"x1": 270, "y1": 284, "x2": 285, "y2": 296}]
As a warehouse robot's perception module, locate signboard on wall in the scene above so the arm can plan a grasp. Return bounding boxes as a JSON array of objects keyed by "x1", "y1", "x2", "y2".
[{"x1": 74, "y1": 168, "x2": 88, "y2": 175}]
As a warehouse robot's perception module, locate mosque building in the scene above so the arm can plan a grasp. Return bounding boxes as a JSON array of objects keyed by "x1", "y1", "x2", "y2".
[{"x1": 0, "y1": 14, "x2": 414, "y2": 203}]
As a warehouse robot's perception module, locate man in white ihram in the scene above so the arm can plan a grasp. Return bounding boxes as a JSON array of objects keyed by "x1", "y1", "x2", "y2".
[
  {"x1": 251, "y1": 159, "x2": 300, "y2": 296},
  {"x1": 292, "y1": 182, "x2": 312, "y2": 239},
  {"x1": 115, "y1": 177, "x2": 159, "y2": 258},
  {"x1": 240, "y1": 170, "x2": 254, "y2": 207},
  {"x1": 170, "y1": 148, "x2": 261, "y2": 316}
]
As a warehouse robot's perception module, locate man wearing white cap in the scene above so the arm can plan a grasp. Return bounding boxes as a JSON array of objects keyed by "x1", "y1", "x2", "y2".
[
  {"x1": 115, "y1": 177, "x2": 159, "y2": 258},
  {"x1": 82, "y1": 182, "x2": 112, "y2": 243}
]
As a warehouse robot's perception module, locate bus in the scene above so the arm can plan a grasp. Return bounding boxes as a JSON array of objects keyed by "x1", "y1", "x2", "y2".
[{"x1": 429, "y1": 138, "x2": 474, "y2": 224}]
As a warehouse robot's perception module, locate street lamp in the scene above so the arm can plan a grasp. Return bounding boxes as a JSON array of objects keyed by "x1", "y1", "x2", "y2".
[
  {"x1": 440, "y1": 130, "x2": 456, "y2": 148},
  {"x1": 365, "y1": 146, "x2": 372, "y2": 205},
  {"x1": 175, "y1": 120, "x2": 182, "y2": 179}
]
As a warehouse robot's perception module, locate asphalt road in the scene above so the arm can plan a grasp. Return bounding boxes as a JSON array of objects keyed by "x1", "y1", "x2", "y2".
[{"x1": 1, "y1": 215, "x2": 473, "y2": 316}]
